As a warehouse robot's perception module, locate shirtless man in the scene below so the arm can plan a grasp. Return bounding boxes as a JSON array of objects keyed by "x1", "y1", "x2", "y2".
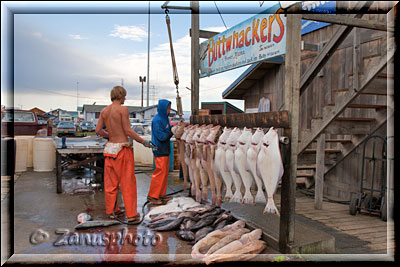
[{"x1": 96, "y1": 86, "x2": 151, "y2": 224}]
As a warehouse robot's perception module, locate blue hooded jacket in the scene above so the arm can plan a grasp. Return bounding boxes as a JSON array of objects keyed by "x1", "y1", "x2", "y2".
[{"x1": 151, "y1": 99, "x2": 173, "y2": 157}]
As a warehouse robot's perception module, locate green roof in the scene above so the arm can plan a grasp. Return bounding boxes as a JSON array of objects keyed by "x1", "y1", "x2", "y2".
[{"x1": 201, "y1": 101, "x2": 243, "y2": 114}]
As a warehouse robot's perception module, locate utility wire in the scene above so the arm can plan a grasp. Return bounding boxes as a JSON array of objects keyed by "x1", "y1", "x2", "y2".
[
  {"x1": 214, "y1": 1, "x2": 228, "y2": 30},
  {"x1": 21, "y1": 86, "x2": 136, "y2": 101}
]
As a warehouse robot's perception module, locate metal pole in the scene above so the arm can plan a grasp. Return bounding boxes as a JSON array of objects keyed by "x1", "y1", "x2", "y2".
[
  {"x1": 146, "y1": 1, "x2": 150, "y2": 107},
  {"x1": 76, "y1": 82, "x2": 79, "y2": 111},
  {"x1": 190, "y1": 1, "x2": 199, "y2": 116},
  {"x1": 141, "y1": 80, "x2": 144, "y2": 108}
]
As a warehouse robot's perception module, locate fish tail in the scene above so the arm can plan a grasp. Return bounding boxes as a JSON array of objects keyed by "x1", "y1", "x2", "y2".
[{"x1": 264, "y1": 196, "x2": 280, "y2": 215}]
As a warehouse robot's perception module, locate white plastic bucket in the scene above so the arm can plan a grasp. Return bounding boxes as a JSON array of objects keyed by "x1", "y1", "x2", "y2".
[
  {"x1": 14, "y1": 136, "x2": 35, "y2": 167},
  {"x1": 15, "y1": 138, "x2": 28, "y2": 172},
  {"x1": 33, "y1": 137, "x2": 56, "y2": 172}
]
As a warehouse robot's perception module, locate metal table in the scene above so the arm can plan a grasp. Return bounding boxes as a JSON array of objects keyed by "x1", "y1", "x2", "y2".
[{"x1": 55, "y1": 138, "x2": 106, "y2": 193}]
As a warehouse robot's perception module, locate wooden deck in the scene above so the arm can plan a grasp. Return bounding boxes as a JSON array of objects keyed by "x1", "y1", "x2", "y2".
[{"x1": 275, "y1": 191, "x2": 395, "y2": 254}]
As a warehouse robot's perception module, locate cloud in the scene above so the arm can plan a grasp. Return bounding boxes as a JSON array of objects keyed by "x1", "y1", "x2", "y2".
[
  {"x1": 69, "y1": 34, "x2": 88, "y2": 40},
  {"x1": 109, "y1": 24, "x2": 148, "y2": 41},
  {"x1": 12, "y1": 20, "x2": 244, "y2": 112}
]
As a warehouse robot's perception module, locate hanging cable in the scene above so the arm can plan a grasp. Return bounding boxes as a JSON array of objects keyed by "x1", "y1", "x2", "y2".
[
  {"x1": 165, "y1": 8, "x2": 183, "y2": 119},
  {"x1": 214, "y1": 1, "x2": 228, "y2": 30}
]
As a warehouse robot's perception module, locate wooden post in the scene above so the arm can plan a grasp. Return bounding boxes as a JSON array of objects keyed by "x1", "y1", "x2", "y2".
[
  {"x1": 56, "y1": 151, "x2": 62, "y2": 193},
  {"x1": 190, "y1": 1, "x2": 199, "y2": 116},
  {"x1": 315, "y1": 133, "x2": 325, "y2": 209},
  {"x1": 353, "y1": 28, "x2": 360, "y2": 92},
  {"x1": 279, "y1": 3, "x2": 301, "y2": 253}
]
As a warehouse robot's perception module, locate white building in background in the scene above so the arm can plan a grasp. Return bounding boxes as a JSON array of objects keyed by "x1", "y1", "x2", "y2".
[
  {"x1": 131, "y1": 105, "x2": 177, "y2": 121},
  {"x1": 82, "y1": 104, "x2": 141, "y2": 124}
]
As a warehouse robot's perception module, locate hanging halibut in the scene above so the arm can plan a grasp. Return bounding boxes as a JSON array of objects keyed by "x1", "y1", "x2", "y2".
[
  {"x1": 225, "y1": 127, "x2": 243, "y2": 203},
  {"x1": 246, "y1": 128, "x2": 267, "y2": 203},
  {"x1": 214, "y1": 127, "x2": 234, "y2": 201},
  {"x1": 234, "y1": 127, "x2": 254, "y2": 204},
  {"x1": 206, "y1": 125, "x2": 223, "y2": 206},
  {"x1": 257, "y1": 127, "x2": 284, "y2": 215}
]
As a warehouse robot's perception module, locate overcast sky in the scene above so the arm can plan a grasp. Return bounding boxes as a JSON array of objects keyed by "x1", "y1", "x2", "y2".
[{"x1": 3, "y1": 1, "x2": 282, "y2": 112}]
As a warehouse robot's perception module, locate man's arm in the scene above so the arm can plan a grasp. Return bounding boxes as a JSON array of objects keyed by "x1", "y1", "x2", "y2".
[
  {"x1": 95, "y1": 112, "x2": 109, "y2": 138},
  {"x1": 152, "y1": 120, "x2": 173, "y2": 142},
  {"x1": 121, "y1": 108, "x2": 145, "y2": 144}
]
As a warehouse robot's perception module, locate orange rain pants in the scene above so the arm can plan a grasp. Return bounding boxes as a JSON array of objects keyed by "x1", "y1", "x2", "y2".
[
  {"x1": 104, "y1": 146, "x2": 137, "y2": 218},
  {"x1": 148, "y1": 156, "x2": 170, "y2": 199}
]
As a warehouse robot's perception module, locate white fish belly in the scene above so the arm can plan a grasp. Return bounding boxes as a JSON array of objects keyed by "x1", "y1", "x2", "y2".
[{"x1": 235, "y1": 148, "x2": 253, "y2": 204}]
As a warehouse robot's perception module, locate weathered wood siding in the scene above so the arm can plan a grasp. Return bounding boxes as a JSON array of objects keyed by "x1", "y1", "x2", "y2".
[{"x1": 241, "y1": 2, "x2": 391, "y2": 201}]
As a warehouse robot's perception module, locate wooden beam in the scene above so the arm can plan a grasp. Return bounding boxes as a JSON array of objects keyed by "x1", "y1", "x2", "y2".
[
  {"x1": 298, "y1": 42, "x2": 395, "y2": 154},
  {"x1": 279, "y1": 3, "x2": 302, "y2": 253},
  {"x1": 190, "y1": 28, "x2": 220, "y2": 39},
  {"x1": 190, "y1": 111, "x2": 289, "y2": 129},
  {"x1": 299, "y1": 1, "x2": 373, "y2": 95},
  {"x1": 353, "y1": 27, "x2": 360, "y2": 92},
  {"x1": 301, "y1": 14, "x2": 394, "y2": 32},
  {"x1": 190, "y1": 1, "x2": 199, "y2": 116},
  {"x1": 314, "y1": 133, "x2": 325, "y2": 210}
]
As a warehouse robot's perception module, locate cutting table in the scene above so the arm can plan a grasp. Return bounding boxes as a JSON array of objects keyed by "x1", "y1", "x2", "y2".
[{"x1": 54, "y1": 137, "x2": 106, "y2": 193}]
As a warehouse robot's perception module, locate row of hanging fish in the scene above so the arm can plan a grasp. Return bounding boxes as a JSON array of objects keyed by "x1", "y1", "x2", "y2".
[
  {"x1": 143, "y1": 196, "x2": 266, "y2": 264},
  {"x1": 172, "y1": 122, "x2": 284, "y2": 215}
]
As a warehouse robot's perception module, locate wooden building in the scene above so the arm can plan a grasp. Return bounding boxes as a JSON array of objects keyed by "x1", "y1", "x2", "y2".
[
  {"x1": 201, "y1": 101, "x2": 243, "y2": 115},
  {"x1": 222, "y1": 2, "x2": 394, "y2": 203}
]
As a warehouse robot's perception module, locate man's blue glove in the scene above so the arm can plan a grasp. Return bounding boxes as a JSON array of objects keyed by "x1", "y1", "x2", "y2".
[{"x1": 142, "y1": 140, "x2": 151, "y2": 148}]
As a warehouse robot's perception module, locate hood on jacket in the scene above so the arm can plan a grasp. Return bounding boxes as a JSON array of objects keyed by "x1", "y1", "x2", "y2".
[{"x1": 157, "y1": 99, "x2": 171, "y2": 119}]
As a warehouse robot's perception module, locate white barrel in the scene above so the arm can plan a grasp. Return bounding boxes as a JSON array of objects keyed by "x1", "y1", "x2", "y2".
[
  {"x1": 14, "y1": 136, "x2": 35, "y2": 167},
  {"x1": 133, "y1": 135, "x2": 153, "y2": 165},
  {"x1": 33, "y1": 137, "x2": 56, "y2": 172},
  {"x1": 15, "y1": 138, "x2": 28, "y2": 172}
]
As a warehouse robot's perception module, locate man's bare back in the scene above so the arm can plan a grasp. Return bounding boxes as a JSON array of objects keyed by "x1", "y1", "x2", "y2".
[{"x1": 96, "y1": 102, "x2": 144, "y2": 144}]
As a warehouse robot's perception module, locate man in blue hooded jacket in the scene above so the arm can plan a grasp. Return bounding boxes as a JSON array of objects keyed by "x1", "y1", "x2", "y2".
[{"x1": 147, "y1": 99, "x2": 174, "y2": 205}]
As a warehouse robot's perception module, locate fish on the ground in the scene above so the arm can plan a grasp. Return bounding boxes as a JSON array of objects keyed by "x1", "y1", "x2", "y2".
[
  {"x1": 147, "y1": 217, "x2": 178, "y2": 229},
  {"x1": 152, "y1": 217, "x2": 184, "y2": 232},
  {"x1": 74, "y1": 220, "x2": 121, "y2": 229},
  {"x1": 211, "y1": 211, "x2": 232, "y2": 227},
  {"x1": 214, "y1": 127, "x2": 233, "y2": 201},
  {"x1": 177, "y1": 211, "x2": 201, "y2": 221},
  {"x1": 77, "y1": 213, "x2": 91, "y2": 223},
  {"x1": 190, "y1": 215, "x2": 219, "y2": 231},
  {"x1": 191, "y1": 220, "x2": 246, "y2": 260},
  {"x1": 225, "y1": 127, "x2": 243, "y2": 203},
  {"x1": 204, "y1": 240, "x2": 266, "y2": 265},
  {"x1": 205, "y1": 227, "x2": 250, "y2": 255},
  {"x1": 150, "y1": 211, "x2": 180, "y2": 223},
  {"x1": 202, "y1": 229, "x2": 263, "y2": 264},
  {"x1": 180, "y1": 218, "x2": 198, "y2": 231},
  {"x1": 197, "y1": 207, "x2": 223, "y2": 219},
  {"x1": 257, "y1": 127, "x2": 284, "y2": 215},
  {"x1": 234, "y1": 127, "x2": 254, "y2": 204},
  {"x1": 184, "y1": 204, "x2": 214, "y2": 214},
  {"x1": 193, "y1": 226, "x2": 214, "y2": 244},
  {"x1": 246, "y1": 128, "x2": 267, "y2": 203},
  {"x1": 175, "y1": 229, "x2": 195, "y2": 241},
  {"x1": 70, "y1": 188, "x2": 94, "y2": 195},
  {"x1": 144, "y1": 201, "x2": 182, "y2": 221},
  {"x1": 214, "y1": 219, "x2": 229, "y2": 230}
]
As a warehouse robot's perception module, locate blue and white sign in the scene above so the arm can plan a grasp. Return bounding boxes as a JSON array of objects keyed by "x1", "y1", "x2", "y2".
[{"x1": 199, "y1": 11, "x2": 286, "y2": 78}]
